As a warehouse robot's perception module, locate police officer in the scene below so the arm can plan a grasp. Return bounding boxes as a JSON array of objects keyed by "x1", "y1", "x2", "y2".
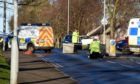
[
  {"x1": 89, "y1": 36, "x2": 101, "y2": 59},
  {"x1": 72, "y1": 29, "x2": 79, "y2": 52},
  {"x1": 72, "y1": 29, "x2": 79, "y2": 43}
]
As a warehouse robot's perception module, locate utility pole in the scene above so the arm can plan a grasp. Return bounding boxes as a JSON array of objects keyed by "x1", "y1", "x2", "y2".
[
  {"x1": 103, "y1": 0, "x2": 106, "y2": 44},
  {"x1": 3, "y1": 0, "x2": 6, "y2": 33},
  {"x1": 101, "y1": 0, "x2": 107, "y2": 44},
  {"x1": 67, "y1": 0, "x2": 69, "y2": 35},
  {"x1": 10, "y1": 0, "x2": 19, "y2": 84},
  {"x1": 3, "y1": 0, "x2": 7, "y2": 51}
]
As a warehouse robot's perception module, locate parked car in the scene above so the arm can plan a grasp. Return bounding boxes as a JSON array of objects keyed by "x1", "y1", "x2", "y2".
[
  {"x1": 116, "y1": 39, "x2": 128, "y2": 51},
  {"x1": 62, "y1": 34, "x2": 82, "y2": 49},
  {"x1": 62, "y1": 34, "x2": 72, "y2": 43},
  {"x1": 116, "y1": 39, "x2": 133, "y2": 54}
]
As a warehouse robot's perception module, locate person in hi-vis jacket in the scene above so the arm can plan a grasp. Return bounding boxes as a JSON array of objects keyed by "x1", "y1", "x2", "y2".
[{"x1": 89, "y1": 36, "x2": 101, "y2": 59}]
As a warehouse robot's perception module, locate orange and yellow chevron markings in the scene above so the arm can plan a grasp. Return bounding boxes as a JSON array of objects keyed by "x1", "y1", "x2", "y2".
[{"x1": 37, "y1": 27, "x2": 54, "y2": 47}]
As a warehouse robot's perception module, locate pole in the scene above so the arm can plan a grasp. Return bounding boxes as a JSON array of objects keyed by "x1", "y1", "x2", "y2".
[
  {"x1": 10, "y1": 0, "x2": 19, "y2": 84},
  {"x1": 67, "y1": 0, "x2": 69, "y2": 35},
  {"x1": 103, "y1": 0, "x2": 106, "y2": 44},
  {"x1": 3, "y1": 0, "x2": 7, "y2": 51},
  {"x1": 3, "y1": 0, "x2": 6, "y2": 33}
]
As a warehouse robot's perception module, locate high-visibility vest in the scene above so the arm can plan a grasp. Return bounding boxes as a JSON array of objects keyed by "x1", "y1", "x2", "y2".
[
  {"x1": 72, "y1": 31, "x2": 79, "y2": 43},
  {"x1": 89, "y1": 40, "x2": 100, "y2": 54}
]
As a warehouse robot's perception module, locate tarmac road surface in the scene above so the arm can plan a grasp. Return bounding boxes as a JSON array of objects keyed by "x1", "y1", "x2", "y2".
[{"x1": 37, "y1": 48, "x2": 140, "y2": 84}]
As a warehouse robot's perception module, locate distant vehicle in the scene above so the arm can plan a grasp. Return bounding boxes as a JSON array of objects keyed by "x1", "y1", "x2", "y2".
[
  {"x1": 116, "y1": 39, "x2": 129, "y2": 51},
  {"x1": 127, "y1": 18, "x2": 140, "y2": 53},
  {"x1": 62, "y1": 34, "x2": 81, "y2": 49},
  {"x1": 80, "y1": 35, "x2": 93, "y2": 45},
  {"x1": 62, "y1": 34, "x2": 72, "y2": 43},
  {"x1": 62, "y1": 35, "x2": 92, "y2": 49},
  {"x1": 8, "y1": 23, "x2": 54, "y2": 52}
]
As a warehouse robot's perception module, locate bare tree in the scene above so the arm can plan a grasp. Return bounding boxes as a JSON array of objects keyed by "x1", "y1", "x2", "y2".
[{"x1": 9, "y1": 0, "x2": 139, "y2": 39}]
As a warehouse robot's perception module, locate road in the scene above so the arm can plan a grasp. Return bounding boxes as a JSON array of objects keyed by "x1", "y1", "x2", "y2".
[{"x1": 36, "y1": 49, "x2": 140, "y2": 84}]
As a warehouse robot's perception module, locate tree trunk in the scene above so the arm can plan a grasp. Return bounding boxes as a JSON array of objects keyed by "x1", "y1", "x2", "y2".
[{"x1": 110, "y1": 0, "x2": 119, "y2": 39}]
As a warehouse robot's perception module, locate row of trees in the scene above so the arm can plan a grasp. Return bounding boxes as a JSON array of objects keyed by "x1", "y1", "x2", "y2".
[{"x1": 9, "y1": 0, "x2": 139, "y2": 39}]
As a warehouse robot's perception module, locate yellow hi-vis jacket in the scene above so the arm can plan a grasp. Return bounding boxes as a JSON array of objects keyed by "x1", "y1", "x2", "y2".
[
  {"x1": 89, "y1": 40, "x2": 100, "y2": 54},
  {"x1": 0, "y1": 38, "x2": 3, "y2": 43},
  {"x1": 72, "y1": 31, "x2": 79, "y2": 43}
]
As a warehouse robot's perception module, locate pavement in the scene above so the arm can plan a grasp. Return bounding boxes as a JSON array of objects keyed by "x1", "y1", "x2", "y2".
[{"x1": 4, "y1": 51, "x2": 77, "y2": 84}]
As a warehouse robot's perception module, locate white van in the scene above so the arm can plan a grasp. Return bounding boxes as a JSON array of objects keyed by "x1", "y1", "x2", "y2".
[
  {"x1": 127, "y1": 18, "x2": 140, "y2": 53},
  {"x1": 7, "y1": 23, "x2": 54, "y2": 52}
]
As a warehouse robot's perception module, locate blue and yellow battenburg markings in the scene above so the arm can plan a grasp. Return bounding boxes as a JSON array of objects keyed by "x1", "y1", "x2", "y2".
[
  {"x1": 20, "y1": 38, "x2": 34, "y2": 44},
  {"x1": 129, "y1": 19, "x2": 140, "y2": 45}
]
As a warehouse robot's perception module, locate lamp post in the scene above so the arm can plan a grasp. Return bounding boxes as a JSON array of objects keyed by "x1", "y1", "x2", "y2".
[
  {"x1": 67, "y1": 0, "x2": 69, "y2": 35},
  {"x1": 101, "y1": 0, "x2": 107, "y2": 44},
  {"x1": 103, "y1": 0, "x2": 106, "y2": 44},
  {"x1": 10, "y1": 0, "x2": 19, "y2": 84},
  {"x1": 3, "y1": 0, "x2": 6, "y2": 51}
]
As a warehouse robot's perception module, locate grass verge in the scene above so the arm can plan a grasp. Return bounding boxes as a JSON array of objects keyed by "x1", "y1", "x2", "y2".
[{"x1": 0, "y1": 50, "x2": 10, "y2": 84}]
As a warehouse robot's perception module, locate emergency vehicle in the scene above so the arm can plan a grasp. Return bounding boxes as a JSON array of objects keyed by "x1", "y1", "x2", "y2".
[
  {"x1": 9, "y1": 23, "x2": 54, "y2": 52},
  {"x1": 127, "y1": 18, "x2": 140, "y2": 53}
]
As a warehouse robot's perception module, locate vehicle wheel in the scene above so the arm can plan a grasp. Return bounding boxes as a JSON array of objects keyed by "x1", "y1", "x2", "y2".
[{"x1": 27, "y1": 44, "x2": 34, "y2": 52}]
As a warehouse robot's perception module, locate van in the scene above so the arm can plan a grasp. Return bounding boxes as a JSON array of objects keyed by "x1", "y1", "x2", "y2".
[
  {"x1": 9, "y1": 23, "x2": 54, "y2": 52},
  {"x1": 127, "y1": 18, "x2": 140, "y2": 53}
]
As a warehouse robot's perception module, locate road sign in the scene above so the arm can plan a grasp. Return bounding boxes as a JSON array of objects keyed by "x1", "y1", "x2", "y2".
[{"x1": 101, "y1": 17, "x2": 108, "y2": 25}]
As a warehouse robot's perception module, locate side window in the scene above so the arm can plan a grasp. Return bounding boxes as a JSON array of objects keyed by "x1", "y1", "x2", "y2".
[{"x1": 129, "y1": 28, "x2": 138, "y2": 35}]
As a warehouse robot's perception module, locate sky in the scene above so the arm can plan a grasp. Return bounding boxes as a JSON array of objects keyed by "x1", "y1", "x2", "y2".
[{"x1": 0, "y1": 0, "x2": 13, "y2": 34}]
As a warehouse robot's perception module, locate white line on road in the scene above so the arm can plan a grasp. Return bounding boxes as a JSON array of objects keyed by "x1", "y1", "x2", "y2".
[
  {"x1": 107, "y1": 61, "x2": 116, "y2": 64},
  {"x1": 136, "y1": 62, "x2": 140, "y2": 65},
  {"x1": 107, "y1": 60, "x2": 134, "y2": 68},
  {"x1": 53, "y1": 63, "x2": 63, "y2": 68}
]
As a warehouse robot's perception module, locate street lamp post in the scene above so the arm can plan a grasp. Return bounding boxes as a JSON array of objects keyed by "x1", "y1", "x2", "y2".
[
  {"x1": 101, "y1": 0, "x2": 107, "y2": 44},
  {"x1": 3, "y1": 0, "x2": 6, "y2": 51},
  {"x1": 10, "y1": 0, "x2": 19, "y2": 84},
  {"x1": 103, "y1": 0, "x2": 106, "y2": 44},
  {"x1": 67, "y1": 0, "x2": 69, "y2": 35}
]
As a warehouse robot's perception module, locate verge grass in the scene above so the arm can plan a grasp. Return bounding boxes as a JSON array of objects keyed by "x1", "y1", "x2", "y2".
[{"x1": 0, "y1": 49, "x2": 10, "y2": 84}]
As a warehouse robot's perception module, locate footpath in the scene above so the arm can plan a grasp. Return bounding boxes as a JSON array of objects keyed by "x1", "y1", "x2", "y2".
[{"x1": 4, "y1": 51, "x2": 77, "y2": 84}]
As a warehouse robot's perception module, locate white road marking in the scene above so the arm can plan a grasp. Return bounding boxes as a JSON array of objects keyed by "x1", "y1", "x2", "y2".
[
  {"x1": 136, "y1": 62, "x2": 140, "y2": 65},
  {"x1": 107, "y1": 61, "x2": 116, "y2": 64},
  {"x1": 53, "y1": 63, "x2": 63, "y2": 68},
  {"x1": 107, "y1": 60, "x2": 134, "y2": 68}
]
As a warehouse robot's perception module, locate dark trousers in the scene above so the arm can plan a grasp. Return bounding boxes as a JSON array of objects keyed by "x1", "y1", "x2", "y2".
[{"x1": 89, "y1": 52, "x2": 103, "y2": 59}]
